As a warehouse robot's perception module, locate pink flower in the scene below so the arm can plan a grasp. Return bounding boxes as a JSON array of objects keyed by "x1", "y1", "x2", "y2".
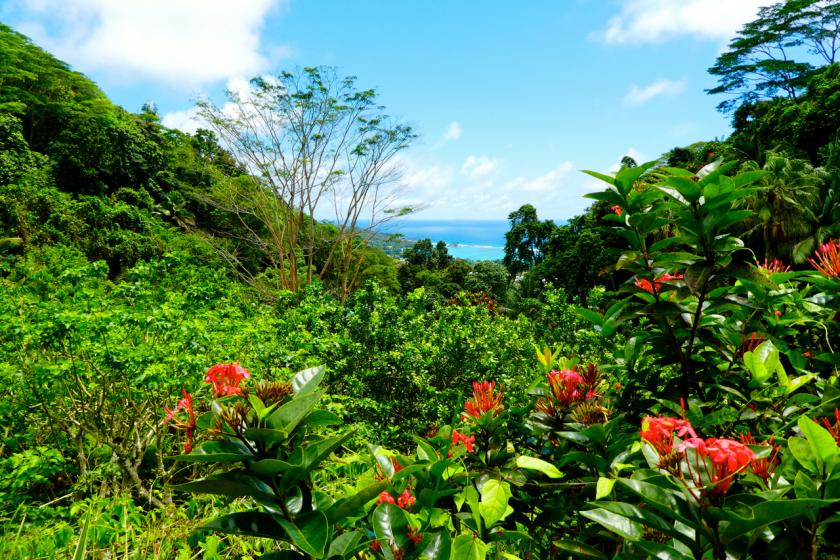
[
  {"x1": 205, "y1": 362, "x2": 250, "y2": 397},
  {"x1": 610, "y1": 205, "x2": 623, "y2": 216},
  {"x1": 640, "y1": 416, "x2": 697, "y2": 456},
  {"x1": 164, "y1": 388, "x2": 196, "y2": 453},
  {"x1": 808, "y1": 239, "x2": 840, "y2": 278},
  {"x1": 377, "y1": 491, "x2": 396, "y2": 505},
  {"x1": 397, "y1": 489, "x2": 416, "y2": 510}
]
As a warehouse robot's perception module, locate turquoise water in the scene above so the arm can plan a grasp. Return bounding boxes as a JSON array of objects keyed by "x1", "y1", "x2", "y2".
[{"x1": 380, "y1": 219, "x2": 508, "y2": 262}]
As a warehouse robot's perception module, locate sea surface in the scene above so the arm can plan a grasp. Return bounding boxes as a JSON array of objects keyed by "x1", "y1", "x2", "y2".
[{"x1": 377, "y1": 219, "x2": 508, "y2": 261}]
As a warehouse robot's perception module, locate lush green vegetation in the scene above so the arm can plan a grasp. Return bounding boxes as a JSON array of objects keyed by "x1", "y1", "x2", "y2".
[{"x1": 1, "y1": 1, "x2": 840, "y2": 558}]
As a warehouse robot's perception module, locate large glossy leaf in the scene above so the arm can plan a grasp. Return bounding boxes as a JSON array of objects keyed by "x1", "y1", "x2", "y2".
[
  {"x1": 292, "y1": 365, "x2": 326, "y2": 395},
  {"x1": 327, "y1": 530, "x2": 364, "y2": 558},
  {"x1": 373, "y1": 503, "x2": 409, "y2": 550},
  {"x1": 617, "y1": 478, "x2": 693, "y2": 525},
  {"x1": 515, "y1": 456, "x2": 562, "y2": 478},
  {"x1": 173, "y1": 440, "x2": 252, "y2": 463},
  {"x1": 267, "y1": 390, "x2": 324, "y2": 434},
  {"x1": 201, "y1": 511, "x2": 284, "y2": 539},
  {"x1": 326, "y1": 480, "x2": 388, "y2": 524},
  {"x1": 719, "y1": 499, "x2": 835, "y2": 543},
  {"x1": 580, "y1": 508, "x2": 643, "y2": 541},
  {"x1": 249, "y1": 458, "x2": 298, "y2": 476},
  {"x1": 479, "y1": 479, "x2": 511, "y2": 528},
  {"x1": 276, "y1": 511, "x2": 329, "y2": 559},
  {"x1": 418, "y1": 531, "x2": 451, "y2": 560},
  {"x1": 798, "y1": 416, "x2": 839, "y2": 469},
  {"x1": 450, "y1": 534, "x2": 487, "y2": 560},
  {"x1": 172, "y1": 472, "x2": 277, "y2": 501},
  {"x1": 635, "y1": 541, "x2": 694, "y2": 560},
  {"x1": 552, "y1": 540, "x2": 608, "y2": 560}
]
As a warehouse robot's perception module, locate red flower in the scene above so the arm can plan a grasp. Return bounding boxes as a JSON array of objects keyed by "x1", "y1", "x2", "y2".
[
  {"x1": 205, "y1": 362, "x2": 250, "y2": 398},
  {"x1": 739, "y1": 332, "x2": 764, "y2": 357},
  {"x1": 634, "y1": 270, "x2": 683, "y2": 295},
  {"x1": 610, "y1": 205, "x2": 623, "y2": 216},
  {"x1": 463, "y1": 380, "x2": 504, "y2": 420},
  {"x1": 369, "y1": 539, "x2": 382, "y2": 552},
  {"x1": 640, "y1": 416, "x2": 697, "y2": 456},
  {"x1": 739, "y1": 433, "x2": 780, "y2": 486},
  {"x1": 693, "y1": 438, "x2": 754, "y2": 496},
  {"x1": 452, "y1": 429, "x2": 476, "y2": 453},
  {"x1": 397, "y1": 489, "x2": 416, "y2": 510},
  {"x1": 757, "y1": 258, "x2": 791, "y2": 273},
  {"x1": 377, "y1": 491, "x2": 397, "y2": 505},
  {"x1": 164, "y1": 388, "x2": 197, "y2": 453},
  {"x1": 407, "y1": 527, "x2": 423, "y2": 545},
  {"x1": 808, "y1": 239, "x2": 840, "y2": 278},
  {"x1": 535, "y1": 367, "x2": 600, "y2": 417}
]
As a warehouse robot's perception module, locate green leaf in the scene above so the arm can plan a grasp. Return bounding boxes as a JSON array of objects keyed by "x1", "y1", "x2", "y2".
[
  {"x1": 795, "y1": 471, "x2": 819, "y2": 499},
  {"x1": 552, "y1": 540, "x2": 608, "y2": 560},
  {"x1": 788, "y1": 436, "x2": 818, "y2": 474},
  {"x1": 479, "y1": 479, "x2": 512, "y2": 528},
  {"x1": 719, "y1": 499, "x2": 835, "y2": 542},
  {"x1": 327, "y1": 531, "x2": 364, "y2": 558},
  {"x1": 419, "y1": 531, "x2": 451, "y2": 560},
  {"x1": 326, "y1": 480, "x2": 388, "y2": 524},
  {"x1": 304, "y1": 409, "x2": 341, "y2": 427},
  {"x1": 267, "y1": 390, "x2": 324, "y2": 434},
  {"x1": 575, "y1": 307, "x2": 603, "y2": 327},
  {"x1": 72, "y1": 506, "x2": 93, "y2": 560},
  {"x1": 450, "y1": 534, "x2": 488, "y2": 560},
  {"x1": 276, "y1": 511, "x2": 329, "y2": 558},
  {"x1": 373, "y1": 503, "x2": 409, "y2": 550},
  {"x1": 580, "y1": 508, "x2": 643, "y2": 541},
  {"x1": 173, "y1": 440, "x2": 253, "y2": 463},
  {"x1": 201, "y1": 511, "x2": 284, "y2": 539},
  {"x1": 172, "y1": 472, "x2": 277, "y2": 501},
  {"x1": 249, "y1": 459, "x2": 298, "y2": 476},
  {"x1": 515, "y1": 456, "x2": 562, "y2": 478},
  {"x1": 292, "y1": 365, "x2": 326, "y2": 395},
  {"x1": 635, "y1": 541, "x2": 694, "y2": 560},
  {"x1": 595, "y1": 477, "x2": 615, "y2": 500},
  {"x1": 798, "y1": 415, "x2": 839, "y2": 469}
]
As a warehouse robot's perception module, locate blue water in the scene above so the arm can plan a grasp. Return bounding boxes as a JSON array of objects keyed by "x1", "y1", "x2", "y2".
[{"x1": 379, "y1": 219, "x2": 508, "y2": 261}]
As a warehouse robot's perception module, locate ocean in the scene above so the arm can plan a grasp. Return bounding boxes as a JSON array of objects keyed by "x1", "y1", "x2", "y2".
[{"x1": 377, "y1": 219, "x2": 508, "y2": 261}]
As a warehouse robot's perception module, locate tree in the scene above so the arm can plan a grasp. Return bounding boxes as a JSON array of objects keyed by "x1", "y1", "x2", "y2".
[
  {"x1": 503, "y1": 204, "x2": 556, "y2": 276},
  {"x1": 197, "y1": 67, "x2": 415, "y2": 299},
  {"x1": 707, "y1": 0, "x2": 840, "y2": 113}
]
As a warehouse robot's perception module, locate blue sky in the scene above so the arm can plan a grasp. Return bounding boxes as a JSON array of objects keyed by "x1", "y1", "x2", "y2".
[{"x1": 0, "y1": 0, "x2": 770, "y2": 220}]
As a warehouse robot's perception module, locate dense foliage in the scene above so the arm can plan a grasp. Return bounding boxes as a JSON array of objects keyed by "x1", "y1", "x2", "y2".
[{"x1": 1, "y1": 1, "x2": 840, "y2": 558}]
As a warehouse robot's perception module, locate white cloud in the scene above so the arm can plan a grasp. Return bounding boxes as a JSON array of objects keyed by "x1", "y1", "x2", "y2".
[
  {"x1": 11, "y1": 0, "x2": 286, "y2": 86},
  {"x1": 461, "y1": 155, "x2": 500, "y2": 179},
  {"x1": 598, "y1": 0, "x2": 767, "y2": 45},
  {"x1": 440, "y1": 121, "x2": 462, "y2": 143},
  {"x1": 161, "y1": 107, "x2": 204, "y2": 134},
  {"x1": 624, "y1": 78, "x2": 686, "y2": 106},
  {"x1": 505, "y1": 162, "x2": 574, "y2": 193},
  {"x1": 608, "y1": 147, "x2": 648, "y2": 173}
]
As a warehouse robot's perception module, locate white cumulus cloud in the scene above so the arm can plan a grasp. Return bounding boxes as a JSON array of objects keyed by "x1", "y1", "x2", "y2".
[
  {"x1": 439, "y1": 121, "x2": 462, "y2": 143},
  {"x1": 597, "y1": 0, "x2": 767, "y2": 45},
  {"x1": 461, "y1": 155, "x2": 500, "y2": 179},
  {"x1": 505, "y1": 162, "x2": 574, "y2": 193},
  {"x1": 10, "y1": 0, "x2": 286, "y2": 86},
  {"x1": 624, "y1": 78, "x2": 686, "y2": 106}
]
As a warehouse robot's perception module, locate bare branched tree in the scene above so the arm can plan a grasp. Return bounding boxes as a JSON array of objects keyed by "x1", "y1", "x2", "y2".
[{"x1": 197, "y1": 67, "x2": 416, "y2": 299}]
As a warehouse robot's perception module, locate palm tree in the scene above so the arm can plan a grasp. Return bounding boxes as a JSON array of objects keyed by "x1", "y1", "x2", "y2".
[
  {"x1": 793, "y1": 142, "x2": 840, "y2": 262},
  {"x1": 737, "y1": 153, "x2": 827, "y2": 261}
]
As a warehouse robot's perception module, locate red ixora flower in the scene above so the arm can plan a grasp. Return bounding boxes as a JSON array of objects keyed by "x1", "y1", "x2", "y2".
[
  {"x1": 535, "y1": 366, "x2": 601, "y2": 417},
  {"x1": 641, "y1": 415, "x2": 697, "y2": 456},
  {"x1": 397, "y1": 489, "x2": 416, "y2": 510},
  {"x1": 610, "y1": 205, "x2": 623, "y2": 216},
  {"x1": 681, "y1": 438, "x2": 754, "y2": 496},
  {"x1": 377, "y1": 491, "x2": 397, "y2": 505},
  {"x1": 205, "y1": 362, "x2": 250, "y2": 397},
  {"x1": 809, "y1": 239, "x2": 840, "y2": 278},
  {"x1": 633, "y1": 270, "x2": 684, "y2": 295},
  {"x1": 451, "y1": 429, "x2": 476, "y2": 453},
  {"x1": 407, "y1": 527, "x2": 423, "y2": 545},
  {"x1": 739, "y1": 433, "x2": 780, "y2": 486},
  {"x1": 815, "y1": 409, "x2": 840, "y2": 445},
  {"x1": 758, "y1": 258, "x2": 791, "y2": 273},
  {"x1": 463, "y1": 380, "x2": 504, "y2": 420},
  {"x1": 164, "y1": 388, "x2": 196, "y2": 453}
]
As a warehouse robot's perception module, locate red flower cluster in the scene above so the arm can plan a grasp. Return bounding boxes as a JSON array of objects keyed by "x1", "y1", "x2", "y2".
[
  {"x1": 739, "y1": 332, "x2": 764, "y2": 357},
  {"x1": 809, "y1": 239, "x2": 840, "y2": 278},
  {"x1": 740, "y1": 432, "x2": 780, "y2": 485},
  {"x1": 536, "y1": 366, "x2": 600, "y2": 417},
  {"x1": 610, "y1": 205, "x2": 623, "y2": 217},
  {"x1": 463, "y1": 380, "x2": 504, "y2": 420},
  {"x1": 758, "y1": 258, "x2": 791, "y2": 273},
  {"x1": 205, "y1": 362, "x2": 250, "y2": 397},
  {"x1": 640, "y1": 415, "x2": 697, "y2": 456},
  {"x1": 633, "y1": 270, "x2": 684, "y2": 295},
  {"x1": 451, "y1": 429, "x2": 476, "y2": 453},
  {"x1": 677, "y1": 437, "x2": 754, "y2": 496},
  {"x1": 377, "y1": 489, "x2": 415, "y2": 510},
  {"x1": 164, "y1": 388, "x2": 197, "y2": 453}
]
